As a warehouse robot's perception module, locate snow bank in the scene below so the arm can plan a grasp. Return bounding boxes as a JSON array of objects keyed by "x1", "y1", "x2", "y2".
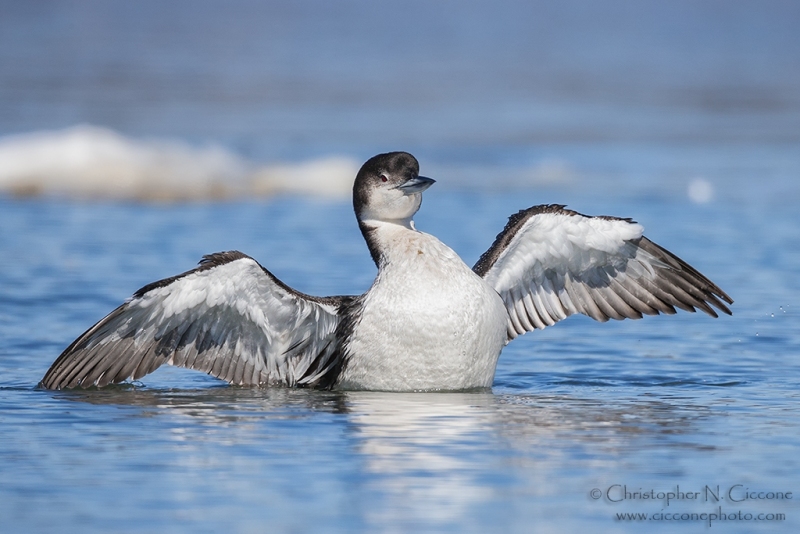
[{"x1": 0, "y1": 126, "x2": 357, "y2": 200}]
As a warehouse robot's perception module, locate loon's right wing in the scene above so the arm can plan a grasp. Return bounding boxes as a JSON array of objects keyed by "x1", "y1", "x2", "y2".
[
  {"x1": 474, "y1": 205, "x2": 732, "y2": 341},
  {"x1": 41, "y1": 251, "x2": 350, "y2": 389}
]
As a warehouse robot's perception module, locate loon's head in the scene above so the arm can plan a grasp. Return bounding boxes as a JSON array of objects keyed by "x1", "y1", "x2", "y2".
[{"x1": 353, "y1": 152, "x2": 435, "y2": 224}]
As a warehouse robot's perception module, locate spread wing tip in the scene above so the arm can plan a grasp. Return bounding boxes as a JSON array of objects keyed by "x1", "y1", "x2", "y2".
[
  {"x1": 480, "y1": 205, "x2": 733, "y2": 341},
  {"x1": 41, "y1": 253, "x2": 352, "y2": 391}
]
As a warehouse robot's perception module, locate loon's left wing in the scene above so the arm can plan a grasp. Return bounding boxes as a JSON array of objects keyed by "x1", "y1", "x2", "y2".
[{"x1": 473, "y1": 205, "x2": 732, "y2": 341}]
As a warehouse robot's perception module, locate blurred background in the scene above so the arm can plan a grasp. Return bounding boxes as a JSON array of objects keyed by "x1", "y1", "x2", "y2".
[{"x1": 1, "y1": 0, "x2": 798, "y2": 201}]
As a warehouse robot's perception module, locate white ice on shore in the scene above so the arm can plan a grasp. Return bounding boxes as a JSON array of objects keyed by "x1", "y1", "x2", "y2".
[{"x1": 0, "y1": 126, "x2": 358, "y2": 201}]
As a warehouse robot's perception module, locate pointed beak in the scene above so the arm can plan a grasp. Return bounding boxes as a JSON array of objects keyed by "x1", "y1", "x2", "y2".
[{"x1": 396, "y1": 176, "x2": 435, "y2": 194}]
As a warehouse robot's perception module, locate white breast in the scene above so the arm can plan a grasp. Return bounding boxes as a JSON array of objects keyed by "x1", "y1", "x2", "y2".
[{"x1": 338, "y1": 222, "x2": 508, "y2": 391}]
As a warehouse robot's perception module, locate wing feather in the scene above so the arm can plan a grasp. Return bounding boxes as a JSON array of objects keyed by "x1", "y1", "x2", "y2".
[
  {"x1": 41, "y1": 251, "x2": 351, "y2": 389},
  {"x1": 608, "y1": 277, "x2": 654, "y2": 316},
  {"x1": 475, "y1": 205, "x2": 732, "y2": 341}
]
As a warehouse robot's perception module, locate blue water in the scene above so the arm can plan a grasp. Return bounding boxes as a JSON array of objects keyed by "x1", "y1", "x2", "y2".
[
  {"x1": 2, "y1": 1, "x2": 800, "y2": 532},
  {"x1": 2, "y1": 187, "x2": 799, "y2": 532}
]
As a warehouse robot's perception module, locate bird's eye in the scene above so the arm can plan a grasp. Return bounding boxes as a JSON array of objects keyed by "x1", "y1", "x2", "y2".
[{"x1": 380, "y1": 175, "x2": 388, "y2": 183}]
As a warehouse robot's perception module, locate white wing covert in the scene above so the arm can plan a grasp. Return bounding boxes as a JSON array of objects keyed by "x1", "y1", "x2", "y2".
[
  {"x1": 473, "y1": 205, "x2": 733, "y2": 341},
  {"x1": 42, "y1": 251, "x2": 349, "y2": 389}
]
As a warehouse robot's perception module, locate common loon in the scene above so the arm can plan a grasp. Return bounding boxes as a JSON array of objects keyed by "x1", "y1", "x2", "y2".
[{"x1": 41, "y1": 152, "x2": 733, "y2": 391}]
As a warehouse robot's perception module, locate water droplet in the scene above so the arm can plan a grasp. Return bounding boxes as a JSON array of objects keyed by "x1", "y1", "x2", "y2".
[
  {"x1": 771, "y1": 313, "x2": 775, "y2": 318},
  {"x1": 688, "y1": 178, "x2": 714, "y2": 204}
]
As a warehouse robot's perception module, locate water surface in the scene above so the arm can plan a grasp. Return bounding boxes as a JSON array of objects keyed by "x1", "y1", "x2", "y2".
[{"x1": 2, "y1": 188, "x2": 799, "y2": 533}]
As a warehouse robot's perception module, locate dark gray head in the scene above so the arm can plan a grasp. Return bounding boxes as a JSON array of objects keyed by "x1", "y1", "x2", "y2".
[{"x1": 353, "y1": 152, "x2": 435, "y2": 223}]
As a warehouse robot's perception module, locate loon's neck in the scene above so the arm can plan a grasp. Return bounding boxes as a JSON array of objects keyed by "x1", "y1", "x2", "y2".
[{"x1": 357, "y1": 217, "x2": 418, "y2": 268}]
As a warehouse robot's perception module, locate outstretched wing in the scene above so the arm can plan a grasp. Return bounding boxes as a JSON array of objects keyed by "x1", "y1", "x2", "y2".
[
  {"x1": 474, "y1": 205, "x2": 733, "y2": 340},
  {"x1": 42, "y1": 251, "x2": 350, "y2": 389}
]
